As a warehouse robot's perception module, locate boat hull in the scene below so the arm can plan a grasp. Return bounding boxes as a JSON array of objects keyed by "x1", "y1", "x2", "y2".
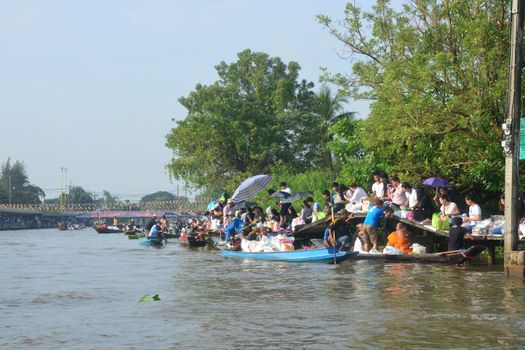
[
  {"x1": 220, "y1": 248, "x2": 357, "y2": 263},
  {"x1": 94, "y1": 227, "x2": 123, "y2": 234},
  {"x1": 350, "y1": 245, "x2": 486, "y2": 264},
  {"x1": 187, "y1": 236, "x2": 208, "y2": 247},
  {"x1": 139, "y1": 237, "x2": 164, "y2": 247}
]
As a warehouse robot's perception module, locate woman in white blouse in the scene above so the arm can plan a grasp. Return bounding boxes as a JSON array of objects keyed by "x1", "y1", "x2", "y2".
[{"x1": 439, "y1": 194, "x2": 460, "y2": 220}]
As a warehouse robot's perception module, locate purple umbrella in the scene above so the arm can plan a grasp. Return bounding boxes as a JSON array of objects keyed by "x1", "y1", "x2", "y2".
[{"x1": 422, "y1": 177, "x2": 450, "y2": 188}]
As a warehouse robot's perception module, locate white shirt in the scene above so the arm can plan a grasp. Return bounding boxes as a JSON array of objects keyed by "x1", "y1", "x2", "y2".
[
  {"x1": 407, "y1": 189, "x2": 418, "y2": 208},
  {"x1": 468, "y1": 204, "x2": 482, "y2": 223},
  {"x1": 281, "y1": 187, "x2": 291, "y2": 194},
  {"x1": 349, "y1": 186, "x2": 367, "y2": 204},
  {"x1": 372, "y1": 182, "x2": 384, "y2": 198},
  {"x1": 440, "y1": 202, "x2": 458, "y2": 216}
]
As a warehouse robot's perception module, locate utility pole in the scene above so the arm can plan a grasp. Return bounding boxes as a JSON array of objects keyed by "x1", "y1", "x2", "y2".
[
  {"x1": 8, "y1": 174, "x2": 11, "y2": 206},
  {"x1": 503, "y1": 0, "x2": 525, "y2": 277}
]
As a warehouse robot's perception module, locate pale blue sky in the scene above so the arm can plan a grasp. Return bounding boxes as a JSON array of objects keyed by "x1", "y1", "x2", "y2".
[{"x1": 0, "y1": 0, "x2": 372, "y2": 200}]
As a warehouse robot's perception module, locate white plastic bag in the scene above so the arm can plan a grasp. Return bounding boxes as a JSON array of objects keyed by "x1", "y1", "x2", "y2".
[
  {"x1": 410, "y1": 243, "x2": 426, "y2": 254},
  {"x1": 383, "y1": 246, "x2": 403, "y2": 255}
]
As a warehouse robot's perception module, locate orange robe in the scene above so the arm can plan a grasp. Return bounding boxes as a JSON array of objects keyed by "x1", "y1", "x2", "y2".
[{"x1": 386, "y1": 231, "x2": 412, "y2": 254}]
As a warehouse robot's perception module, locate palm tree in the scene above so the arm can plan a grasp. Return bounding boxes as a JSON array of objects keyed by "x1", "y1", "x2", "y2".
[{"x1": 316, "y1": 85, "x2": 356, "y2": 174}]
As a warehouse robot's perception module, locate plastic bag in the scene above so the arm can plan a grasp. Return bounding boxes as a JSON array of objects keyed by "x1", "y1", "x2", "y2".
[
  {"x1": 383, "y1": 246, "x2": 403, "y2": 255},
  {"x1": 432, "y1": 213, "x2": 441, "y2": 228},
  {"x1": 410, "y1": 243, "x2": 426, "y2": 254}
]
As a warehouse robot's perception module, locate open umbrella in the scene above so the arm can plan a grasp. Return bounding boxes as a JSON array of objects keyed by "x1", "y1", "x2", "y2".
[
  {"x1": 230, "y1": 174, "x2": 272, "y2": 203},
  {"x1": 422, "y1": 177, "x2": 450, "y2": 189}
]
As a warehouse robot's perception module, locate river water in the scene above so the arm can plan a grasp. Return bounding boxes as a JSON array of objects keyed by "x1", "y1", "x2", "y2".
[{"x1": 1, "y1": 228, "x2": 524, "y2": 349}]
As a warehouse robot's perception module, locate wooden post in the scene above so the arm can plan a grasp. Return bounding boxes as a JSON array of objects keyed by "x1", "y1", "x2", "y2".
[
  {"x1": 504, "y1": 0, "x2": 525, "y2": 277},
  {"x1": 487, "y1": 245, "x2": 496, "y2": 266}
]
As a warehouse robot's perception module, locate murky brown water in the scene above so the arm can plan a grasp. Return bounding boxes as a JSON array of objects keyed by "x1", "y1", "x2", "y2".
[{"x1": 1, "y1": 229, "x2": 524, "y2": 349}]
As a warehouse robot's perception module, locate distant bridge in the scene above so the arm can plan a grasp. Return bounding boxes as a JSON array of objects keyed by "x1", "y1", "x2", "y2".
[{"x1": 0, "y1": 199, "x2": 212, "y2": 214}]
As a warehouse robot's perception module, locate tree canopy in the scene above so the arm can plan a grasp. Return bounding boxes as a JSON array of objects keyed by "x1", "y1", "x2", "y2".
[
  {"x1": 140, "y1": 191, "x2": 177, "y2": 202},
  {"x1": 166, "y1": 49, "x2": 332, "y2": 192},
  {"x1": 318, "y1": 0, "x2": 517, "y2": 192},
  {"x1": 0, "y1": 159, "x2": 44, "y2": 204}
]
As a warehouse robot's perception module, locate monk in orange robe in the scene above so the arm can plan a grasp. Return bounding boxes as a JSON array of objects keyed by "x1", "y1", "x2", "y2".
[{"x1": 386, "y1": 222, "x2": 412, "y2": 254}]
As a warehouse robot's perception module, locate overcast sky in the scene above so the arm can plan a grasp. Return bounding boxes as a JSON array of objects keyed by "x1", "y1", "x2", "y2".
[{"x1": 0, "y1": 0, "x2": 372, "y2": 200}]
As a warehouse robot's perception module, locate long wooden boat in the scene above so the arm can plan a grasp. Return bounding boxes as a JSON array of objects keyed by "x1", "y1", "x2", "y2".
[
  {"x1": 187, "y1": 235, "x2": 208, "y2": 247},
  {"x1": 139, "y1": 237, "x2": 164, "y2": 247},
  {"x1": 220, "y1": 247, "x2": 357, "y2": 264},
  {"x1": 350, "y1": 245, "x2": 486, "y2": 264},
  {"x1": 94, "y1": 226, "x2": 123, "y2": 234}
]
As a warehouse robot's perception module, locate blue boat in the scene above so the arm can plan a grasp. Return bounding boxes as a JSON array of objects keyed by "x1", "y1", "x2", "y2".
[
  {"x1": 219, "y1": 247, "x2": 357, "y2": 264},
  {"x1": 139, "y1": 237, "x2": 164, "y2": 247}
]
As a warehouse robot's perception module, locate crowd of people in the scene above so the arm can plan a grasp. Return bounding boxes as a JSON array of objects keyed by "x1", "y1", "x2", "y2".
[{"x1": 196, "y1": 174, "x2": 497, "y2": 254}]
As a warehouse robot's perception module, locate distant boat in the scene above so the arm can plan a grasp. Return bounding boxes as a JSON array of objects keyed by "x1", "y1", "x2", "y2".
[{"x1": 94, "y1": 225, "x2": 123, "y2": 234}]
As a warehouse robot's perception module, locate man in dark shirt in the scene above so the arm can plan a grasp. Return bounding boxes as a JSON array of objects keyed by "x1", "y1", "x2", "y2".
[
  {"x1": 448, "y1": 216, "x2": 469, "y2": 251},
  {"x1": 382, "y1": 206, "x2": 397, "y2": 245},
  {"x1": 324, "y1": 209, "x2": 353, "y2": 247}
]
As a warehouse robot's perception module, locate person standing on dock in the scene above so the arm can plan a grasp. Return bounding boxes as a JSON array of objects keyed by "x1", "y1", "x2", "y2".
[{"x1": 361, "y1": 198, "x2": 385, "y2": 252}]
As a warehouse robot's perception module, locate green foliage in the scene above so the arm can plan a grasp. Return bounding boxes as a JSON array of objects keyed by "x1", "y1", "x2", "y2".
[
  {"x1": 166, "y1": 49, "x2": 323, "y2": 190},
  {"x1": 318, "y1": 0, "x2": 518, "y2": 193},
  {"x1": 68, "y1": 186, "x2": 95, "y2": 204},
  {"x1": 140, "y1": 191, "x2": 181, "y2": 202},
  {"x1": 0, "y1": 159, "x2": 44, "y2": 204},
  {"x1": 138, "y1": 294, "x2": 160, "y2": 302},
  {"x1": 101, "y1": 190, "x2": 118, "y2": 205}
]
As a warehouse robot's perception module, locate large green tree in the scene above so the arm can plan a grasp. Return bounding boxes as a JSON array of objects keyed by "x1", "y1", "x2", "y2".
[
  {"x1": 315, "y1": 85, "x2": 356, "y2": 173},
  {"x1": 166, "y1": 49, "x2": 320, "y2": 191},
  {"x1": 140, "y1": 191, "x2": 176, "y2": 202},
  {"x1": 318, "y1": 0, "x2": 516, "y2": 192},
  {"x1": 0, "y1": 159, "x2": 44, "y2": 204},
  {"x1": 67, "y1": 186, "x2": 95, "y2": 204}
]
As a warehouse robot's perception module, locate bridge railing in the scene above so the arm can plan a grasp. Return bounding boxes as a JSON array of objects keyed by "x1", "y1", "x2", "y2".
[{"x1": 0, "y1": 199, "x2": 214, "y2": 214}]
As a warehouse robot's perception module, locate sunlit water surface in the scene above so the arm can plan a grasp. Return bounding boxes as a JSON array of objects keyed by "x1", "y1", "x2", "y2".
[{"x1": 1, "y1": 229, "x2": 524, "y2": 349}]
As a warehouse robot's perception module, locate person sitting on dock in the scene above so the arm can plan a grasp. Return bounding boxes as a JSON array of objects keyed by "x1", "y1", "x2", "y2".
[
  {"x1": 448, "y1": 216, "x2": 472, "y2": 251},
  {"x1": 324, "y1": 209, "x2": 353, "y2": 248},
  {"x1": 385, "y1": 223, "x2": 412, "y2": 254},
  {"x1": 462, "y1": 194, "x2": 481, "y2": 231},
  {"x1": 389, "y1": 176, "x2": 408, "y2": 210},
  {"x1": 439, "y1": 194, "x2": 460, "y2": 221},
  {"x1": 346, "y1": 183, "x2": 367, "y2": 213}
]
